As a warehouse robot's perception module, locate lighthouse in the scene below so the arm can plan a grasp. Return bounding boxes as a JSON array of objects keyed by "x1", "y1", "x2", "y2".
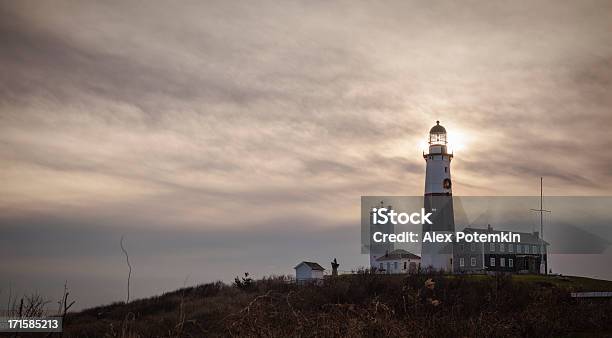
[{"x1": 421, "y1": 121, "x2": 456, "y2": 272}]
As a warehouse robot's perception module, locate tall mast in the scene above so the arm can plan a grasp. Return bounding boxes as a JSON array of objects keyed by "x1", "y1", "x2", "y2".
[
  {"x1": 540, "y1": 177, "x2": 543, "y2": 243},
  {"x1": 540, "y1": 177, "x2": 544, "y2": 274},
  {"x1": 530, "y1": 177, "x2": 550, "y2": 274}
]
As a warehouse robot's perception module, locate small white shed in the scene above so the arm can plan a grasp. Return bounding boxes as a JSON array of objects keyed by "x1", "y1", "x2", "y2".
[{"x1": 294, "y1": 261, "x2": 325, "y2": 284}]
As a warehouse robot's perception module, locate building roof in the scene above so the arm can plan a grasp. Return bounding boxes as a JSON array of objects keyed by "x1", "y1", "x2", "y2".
[
  {"x1": 376, "y1": 249, "x2": 421, "y2": 261},
  {"x1": 294, "y1": 261, "x2": 325, "y2": 271},
  {"x1": 430, "y1": 121, "x2": 446, "y2": 134},
  {"x1": 462, "y1": 227, "x2": 550, "y2": 245}
]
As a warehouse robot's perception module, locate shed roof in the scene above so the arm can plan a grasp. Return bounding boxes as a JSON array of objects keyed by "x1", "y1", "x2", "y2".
[
  {"x1": 376, "y1": 249, "x2": 421, "y2": 261},
  {"x1": 294, "y1": 261, "x2": 325, "y2": 271}
]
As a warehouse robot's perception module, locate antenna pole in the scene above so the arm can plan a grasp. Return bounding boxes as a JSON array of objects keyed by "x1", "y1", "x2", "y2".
[
  {"x1": 540, "y1": 177, "x2": 544, "y2": 274},
  {"x1": 529, "y1": 176, "x2": 550, "y2": 275},
  {"x1": 540, "y1": 177, "x2": 543, "y2": 246}
]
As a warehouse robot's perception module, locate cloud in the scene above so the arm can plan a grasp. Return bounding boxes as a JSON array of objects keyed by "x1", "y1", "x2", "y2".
[{"x1": 1, "y1": 0, "x2": 612, "y2": 308}]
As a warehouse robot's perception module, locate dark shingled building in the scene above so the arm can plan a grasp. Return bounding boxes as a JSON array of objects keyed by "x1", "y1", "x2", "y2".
[{"x1": 453, "y1": 225, "x2": 549, "y2": 274}]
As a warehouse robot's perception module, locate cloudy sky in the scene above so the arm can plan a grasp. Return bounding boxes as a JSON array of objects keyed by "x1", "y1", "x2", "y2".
[{"x1": 1, "y1": 0, "x2": 612, "y2": 309}]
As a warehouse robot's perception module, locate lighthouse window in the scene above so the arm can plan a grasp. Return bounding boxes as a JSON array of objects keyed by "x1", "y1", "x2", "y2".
[
  {"x1": 443, "y1": 178, "x2": 452, "y2": 189},
  {"x1": 444, "y1": 167, "x2": 448, "y2": 173}
]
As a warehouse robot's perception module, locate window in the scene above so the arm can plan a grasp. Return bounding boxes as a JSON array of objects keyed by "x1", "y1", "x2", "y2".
[
  {"x1": 490, "y1": 257, "x2": 496, "y2": 267},
  {"x1": 459, "y1": 244, "x2": 464, "y2": 252},
  {"x1": 500, "y1": 243, "x2": 505, "y2": 252},
  {"x1": 490, "y1": 243, "x2": 495, "y2": 252},
  {"x1": 471, "y1": 257, "x2": 477, "y2": 267},
  {"x1": 445, "y1": 167, "x2": 448, "y2": 173},
  {"x1": 509, "y1": 244, "x2": 514, "y2": 252},
  {"x1": 394, "y1": 262, "x2": 398, "y2": 270},
  {"x1": 379, "y1": 263, "x2": 383, "y2": 270},
  {"x1": 471, "y1": 243, "x2": 475, "y2": 251},
  {"x1": 387, "y1": 262, "x2": 391, "y2": 271},
  {"x1": 516, "y1": 245, "x2": 521, "y2": 253},
  {"x1": 509, "y1": 259, "x2": 514, "y2": 268},
  {"x1": 459, "y1": 257, "x2": 465, "y2": 267},
  {"x1": 500, "y1": 258, "x2": 506, "y2": 267},
  {"x1": 524, "y1": 245, "x2": 529, "y2": 253},
  {"x1": 404, "y1": 262, "x2": 407, "y2": 270},
  {"x1": 532, "y1": 246, "x2": 538, "y2": 254}
]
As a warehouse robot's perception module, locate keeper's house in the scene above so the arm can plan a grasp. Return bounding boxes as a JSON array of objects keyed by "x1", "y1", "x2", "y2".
[
  {"x1": 375, "y1": 249, "x2": 421, "y2": 274},
  {"x1": 453, "y1": 225, "x2": 549, "y2": 274}
]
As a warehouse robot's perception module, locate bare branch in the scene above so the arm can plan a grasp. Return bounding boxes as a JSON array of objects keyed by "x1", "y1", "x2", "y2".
[{"x1": 120, "y1": 235, "x2": 132, "y2": 303}]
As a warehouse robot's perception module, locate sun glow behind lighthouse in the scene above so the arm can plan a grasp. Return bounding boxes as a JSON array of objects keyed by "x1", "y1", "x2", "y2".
[
  {"x1": 447, "y1": 130, "x2": 469, "y2": 153},
  {"x1": 418, "y1": 127, "x2": 469, "y2": 154}
]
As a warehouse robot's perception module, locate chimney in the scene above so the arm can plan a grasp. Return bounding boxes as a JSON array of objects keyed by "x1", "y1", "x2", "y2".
[{"x1": 487, "y1": 224, "x2": 492, "y2": 231}]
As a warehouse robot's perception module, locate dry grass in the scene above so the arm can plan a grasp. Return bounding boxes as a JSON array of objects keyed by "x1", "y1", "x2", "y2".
[{"x1": 54, "y1": 273, "x2": 612, "y2": 337}]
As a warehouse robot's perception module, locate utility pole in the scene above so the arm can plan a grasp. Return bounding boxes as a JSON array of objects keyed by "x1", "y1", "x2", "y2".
[{"x1": 530, "y1": 177, "x2": 551, "y2": 274}]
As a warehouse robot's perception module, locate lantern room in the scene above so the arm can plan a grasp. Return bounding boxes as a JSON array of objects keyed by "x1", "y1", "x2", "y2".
[
  {"x1": 429, "y1": 121, "x2": 447, "y2": 145},
  {"x1": 424, "y1": 121, "x2": 452, "y2": 157}
]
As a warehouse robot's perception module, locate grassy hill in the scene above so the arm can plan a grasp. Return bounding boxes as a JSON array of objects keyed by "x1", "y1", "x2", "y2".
[{"x1": 59, "y1": 273, "x2": 612, "y2": 337}]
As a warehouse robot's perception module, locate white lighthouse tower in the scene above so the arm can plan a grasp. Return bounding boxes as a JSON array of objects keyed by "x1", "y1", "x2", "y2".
[{"x1": 421, "y1": 121, "x2": 456, "y2": 272}]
